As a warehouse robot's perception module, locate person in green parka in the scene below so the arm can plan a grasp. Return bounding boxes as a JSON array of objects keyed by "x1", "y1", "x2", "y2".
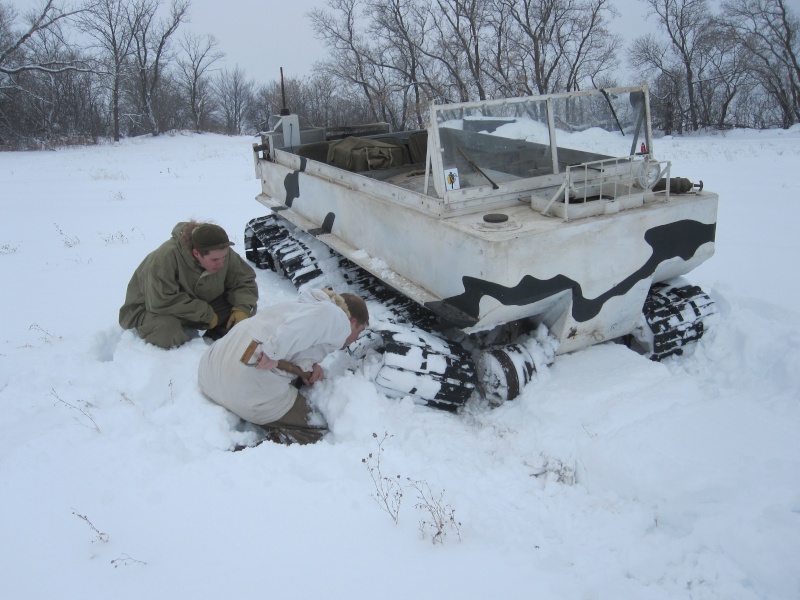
[{"x1": 119, "y1": 221, "x2": 258, "y2": 349}]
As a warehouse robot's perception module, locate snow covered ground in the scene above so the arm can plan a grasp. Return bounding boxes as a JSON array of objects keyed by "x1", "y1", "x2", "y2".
[{"x1": 1, "y1": 126, "x2": 798, "y2": 599}]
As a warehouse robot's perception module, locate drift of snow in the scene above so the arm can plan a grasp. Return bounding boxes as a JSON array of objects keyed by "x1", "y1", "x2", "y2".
[{"x1": 1, "y1": 126, "x2": 799, "y2": 599}]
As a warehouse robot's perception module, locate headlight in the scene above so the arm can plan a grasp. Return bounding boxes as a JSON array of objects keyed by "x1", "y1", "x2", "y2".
[{"x1": 636, "y1": 160, "x2": 661, "y2": 189}]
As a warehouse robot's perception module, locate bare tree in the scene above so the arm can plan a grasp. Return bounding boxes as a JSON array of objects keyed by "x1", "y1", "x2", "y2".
[
  {"x1": 214, "y1": 65, "x2": 254, "y2": 134},
  {"x1": 633, "y1": 0, "x2": 716, "y2": 131},
  {"x1": 250, "y1": 76, "x2": 311, "y2": 133},
  {"x1": 499, "y1": 0, "x2": 561, "y2": 95},
  {"x1": 628, "y1": 33, "x2": 687, "y2": 132},
  {"x1": 498, "y1": 0, "x2": 619, "y2": 96},
  {"x1": 78, "y1": 0, "x2": 146, "y2": 141},
  {"x1": 566, "y1": 0, "x2": 620, "y2": 90},
  {"x1": 722, "y1": 0, "x2": 800, "y2": 127},
  {"x1": 250, "y1": 79, "x2": 286, "y2": 132},
  {"x1": 309, "y1": 0, "x2": 623, "y2": 125},
  {"x1": 399, "y1": 0, "x2": 490, "y2": 103},
  {"x1": 427, "y1": 0, "x2": 491, "y2": 101},
  {"x1": 252, "y1": 71, "x2": 376, "y2": 131},
  {"x1": 130, "y1": 0, "x2": 189, "y2": 135},
  {"x1": 309, "y1": 0, "x2": 385, "y2": 123},
  {"x1": 306, "y1": 70, "x2": 374, "y2": 127},
  {"x1": 301, "y1": 71, "x2": 340, "y2": 127},
  {"x1": 483, "y1": 0, "x2": 525, "y2": 97},
  {"x1": 365, "y1": 0, "x2": 431, "y2": 128},
  {"x1": 0, "y1": 0, "x2": 87, "y2": 77},
  {"x1": 694, "y1": 20, "x2": 754, "y2": 128},
  {"x1": 311, "y1": 0, "x2": 435, "y2": 130},
  {"x1": 1, "y1": 1, "x2": 100, "y2": 146},
  {"x1": 177, "y1": 31, "x2": 223, "y2": 131}
]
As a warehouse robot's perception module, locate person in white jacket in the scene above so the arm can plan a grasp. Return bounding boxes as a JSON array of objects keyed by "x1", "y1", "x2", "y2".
[{"x1": 198, "y1": 288, "x2": 368, "y2": 444}]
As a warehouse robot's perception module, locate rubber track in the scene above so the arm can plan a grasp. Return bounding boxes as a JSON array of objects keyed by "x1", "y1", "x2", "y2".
[
  {"x1": 643, "y1": 282, "x2": 716, "y2": 361},
  {"x1": 245, "y1": 215, "x2": 323, "y2": 286}
]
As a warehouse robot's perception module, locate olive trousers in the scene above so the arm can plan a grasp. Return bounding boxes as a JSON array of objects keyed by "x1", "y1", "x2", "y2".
[
  {"x1": 135, "y1": 296, "x2": 232, "y2": 349},
  {"x1": 259, "y1": 391, "x2": 329, "y2": 445}
]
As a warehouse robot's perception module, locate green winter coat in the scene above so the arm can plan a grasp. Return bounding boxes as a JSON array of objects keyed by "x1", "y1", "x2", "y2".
[{"x1": 119, "y1": 223, "x2": 258, "y2": 329}]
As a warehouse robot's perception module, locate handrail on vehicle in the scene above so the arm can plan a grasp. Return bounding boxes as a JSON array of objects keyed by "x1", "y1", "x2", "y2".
[{"x1": 540, "y1": 157, "x2": 672, "y2": 221}]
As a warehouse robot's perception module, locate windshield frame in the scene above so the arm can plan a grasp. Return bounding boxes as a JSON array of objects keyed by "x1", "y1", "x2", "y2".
[{"x1": 427, "y1": 84, "x2": 653, "y2": 202}]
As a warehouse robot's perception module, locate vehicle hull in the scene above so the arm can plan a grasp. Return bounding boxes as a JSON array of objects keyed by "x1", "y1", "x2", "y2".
[{"x1": 255, "y1": 151, "x2": 717, "y2": 354}]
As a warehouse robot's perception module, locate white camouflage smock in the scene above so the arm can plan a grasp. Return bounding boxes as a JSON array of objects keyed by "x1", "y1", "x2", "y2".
[{"x1": 198, "y1": 289, "x2": 351, "y2": 425}]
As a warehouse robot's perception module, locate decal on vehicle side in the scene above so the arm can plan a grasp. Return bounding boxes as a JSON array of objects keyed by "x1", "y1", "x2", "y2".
[
  {"x1": 428, "y1": 220, "x2": 716, "y2": 325},
  {"x1": 283, "y1": 158, "x2": 307, "y2": 207}
]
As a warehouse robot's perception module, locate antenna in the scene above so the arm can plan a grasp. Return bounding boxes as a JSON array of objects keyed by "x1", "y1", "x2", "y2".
[{"x1": 279, "y1": 67, "x2": 290, "y2": 116}]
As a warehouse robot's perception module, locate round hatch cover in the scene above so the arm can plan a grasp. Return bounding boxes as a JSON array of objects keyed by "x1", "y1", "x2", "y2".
[{"x1": 483, "y1": 213, "x2": 509, "y2": 223}]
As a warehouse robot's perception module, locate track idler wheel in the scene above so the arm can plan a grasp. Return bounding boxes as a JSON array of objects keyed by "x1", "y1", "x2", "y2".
[{"x1": 476, "y1": 331, "x2": 555, "y2": 405}]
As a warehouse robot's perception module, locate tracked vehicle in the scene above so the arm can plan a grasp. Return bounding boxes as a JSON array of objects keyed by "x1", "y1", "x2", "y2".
[{"x1": 246, "y1": 83, "x2": 718, "y2": 409}]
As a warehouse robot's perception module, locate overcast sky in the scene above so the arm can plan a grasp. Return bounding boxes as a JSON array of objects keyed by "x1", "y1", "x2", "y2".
[
  {"x1": 186, "y1": 0, "x2": 327, "y2": 83},
  {"x1": 187, "y1": 0, "x2": 653, "y2": 85},
  {"x1": 12, "y1": 0, "x2": 653, "y2": 86}
]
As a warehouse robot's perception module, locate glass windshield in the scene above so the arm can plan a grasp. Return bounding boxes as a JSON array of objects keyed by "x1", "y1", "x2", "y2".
[{"x1": 432, "y1": 89, "x2": 647, "y2": 192}]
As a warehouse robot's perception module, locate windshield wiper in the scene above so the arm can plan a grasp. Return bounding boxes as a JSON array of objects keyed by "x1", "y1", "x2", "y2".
[
  {"x1": 600, "y1": 89, "x2": 625, "y2": 136},
  {"x1": 458, "y1": 147, "x2": 499, "y2": 190}
]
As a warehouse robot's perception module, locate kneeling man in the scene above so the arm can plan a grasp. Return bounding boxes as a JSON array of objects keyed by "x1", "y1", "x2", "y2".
[{"x1": 198, "y1": 288, "x2": 368, "y2": 445}]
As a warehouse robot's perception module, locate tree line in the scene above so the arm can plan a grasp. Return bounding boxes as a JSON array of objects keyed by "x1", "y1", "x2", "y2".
[{"x1": 1, "y1": 0, "x2": 798, "y2": 149}]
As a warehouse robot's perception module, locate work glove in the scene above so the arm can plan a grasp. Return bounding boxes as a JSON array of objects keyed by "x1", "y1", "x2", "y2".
[
  {"x1": 226, "y1": 308, "x2": 250, "y2": 329},
  {"x1": 205, "y1": 312, "x2": 219, "y2": 330}
]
